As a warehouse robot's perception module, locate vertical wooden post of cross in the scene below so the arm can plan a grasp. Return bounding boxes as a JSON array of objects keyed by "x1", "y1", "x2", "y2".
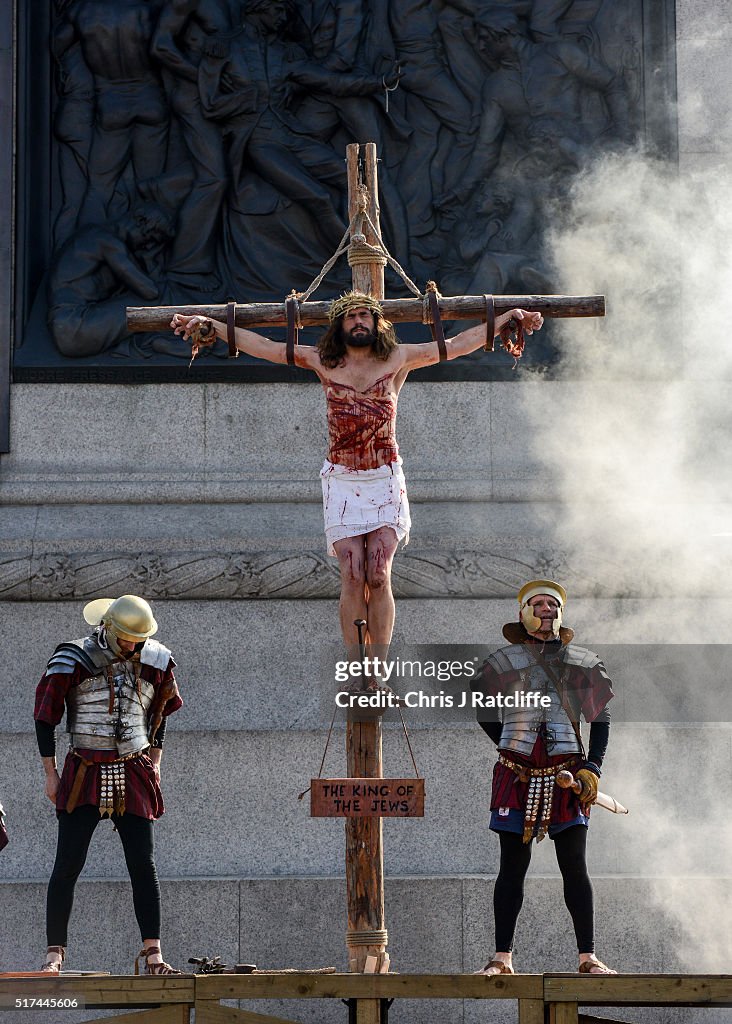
[{"x1": 344, "y1": 142, "x2": 389, "y2": 977}]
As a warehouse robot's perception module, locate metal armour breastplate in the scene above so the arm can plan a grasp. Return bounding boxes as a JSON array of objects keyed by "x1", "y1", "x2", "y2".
[
  {"x1": 497, "y1": 646, "x2": 581, "y2": 757},
  {"x1": 66, "y1": 661, "x2": 154, "y2": 757}
]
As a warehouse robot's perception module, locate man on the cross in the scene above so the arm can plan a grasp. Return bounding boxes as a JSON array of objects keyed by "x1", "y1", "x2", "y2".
[{"x1": 171, "y1": 295, "x2": 543, "y2": 649}]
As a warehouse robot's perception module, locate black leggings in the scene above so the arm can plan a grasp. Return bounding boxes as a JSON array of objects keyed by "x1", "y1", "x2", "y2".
[
  {"x1": 47, "y1": 807, "x2": 161, "y2": 946},
  {"x1": 494, "y1": 826, "x2": 594, "y2": 953}
]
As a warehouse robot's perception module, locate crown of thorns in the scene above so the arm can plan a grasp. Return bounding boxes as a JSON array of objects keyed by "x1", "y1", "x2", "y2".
[{"x1": 328, "y1": 292, "x2": 384, "y2": 323}]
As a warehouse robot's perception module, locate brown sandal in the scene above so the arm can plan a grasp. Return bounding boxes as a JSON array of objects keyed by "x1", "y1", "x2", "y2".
[
  {"x1": 41, "y1": 945, "x2": 65, "y2": 973},
  {"x1": 475, "y1": 959, "x2": 515, "y2": 975},
  {"x1": 135, "y1": 946, "x2": 182, "y2": 976},
  {"x1": 579, "y1": 957, "x2": 616, "y2": 975}
]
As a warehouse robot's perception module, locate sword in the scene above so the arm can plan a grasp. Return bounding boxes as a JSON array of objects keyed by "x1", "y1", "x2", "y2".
[{"x1": 555, "y1": 770, "x2": 629, "y2": 815}]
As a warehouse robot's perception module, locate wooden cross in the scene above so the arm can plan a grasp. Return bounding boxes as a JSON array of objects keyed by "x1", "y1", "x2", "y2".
[{"x1": 126, "y1": 142, "x2": 605, "y2": 983}]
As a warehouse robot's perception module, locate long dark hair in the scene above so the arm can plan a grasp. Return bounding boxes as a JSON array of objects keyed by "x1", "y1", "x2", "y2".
[{"x1": 317, "y1": 314, "x2": 398, "y2": 369}]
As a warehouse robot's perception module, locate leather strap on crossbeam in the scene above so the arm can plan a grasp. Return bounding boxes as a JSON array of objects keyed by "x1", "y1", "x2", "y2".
[
  {"x1": 426, "y1": 289, "x2": 447, "y2": 362},
  {"x1": 484, "y1": 294, "x2": 495, "y2": 352},
  {"x1": 226, "y1": 301, "x2": 238, "y2": 359},
  {"x1": 286, "y1": 293, "x2": 300, "y2": 366}
]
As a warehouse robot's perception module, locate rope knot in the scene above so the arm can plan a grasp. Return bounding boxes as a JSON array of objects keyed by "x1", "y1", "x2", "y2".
[
  {"x1": 347, "y1": 236, "x2": 387, "y2": 268},
  {"x1": 286, "y1": 288, "x2": 302, "y2": 328},
  {"x1": 422, "y1": 280, "x2": 441, "y2": 324}
]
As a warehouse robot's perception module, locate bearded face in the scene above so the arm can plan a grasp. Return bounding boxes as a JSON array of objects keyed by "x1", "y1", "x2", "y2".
[
  {"x1": 339, "y1": 307, "x2": 378, "y2": 349},
  {"x1": 341, "y1": 324, "x2": 378, "y2": 348}
]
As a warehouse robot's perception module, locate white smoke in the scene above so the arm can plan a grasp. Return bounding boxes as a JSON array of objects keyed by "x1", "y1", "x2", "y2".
[
  {"x1": 530, "y1": 150, "x2": 732, "y2": 600},
  {"x1": 527, "y1": 151, "x2": 732, "y2": 974}
]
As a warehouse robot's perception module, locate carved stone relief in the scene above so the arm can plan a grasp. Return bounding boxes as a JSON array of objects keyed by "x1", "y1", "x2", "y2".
[
  {"x1": 14, "y1": 0, "x2": 673, "y2": 379},
  {"x1": 1, "y1": 545, "x2": 579, "y2": 601}
]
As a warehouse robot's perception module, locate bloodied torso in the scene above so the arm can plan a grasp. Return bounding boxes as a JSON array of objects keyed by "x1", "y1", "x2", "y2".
[{"x1": 320, "y1": 371, "x2": 400, "y2": 470}]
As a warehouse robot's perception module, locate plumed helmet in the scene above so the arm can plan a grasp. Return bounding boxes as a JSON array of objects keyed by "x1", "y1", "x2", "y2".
[{"x1": 83, "y1": 595, "x2": 158, "y2": 642}]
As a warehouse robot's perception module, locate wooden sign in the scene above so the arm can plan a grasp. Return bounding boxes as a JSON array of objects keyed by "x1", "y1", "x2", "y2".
[{"x1": 311, "y1": 778, "x2": 425, "y2": 818}]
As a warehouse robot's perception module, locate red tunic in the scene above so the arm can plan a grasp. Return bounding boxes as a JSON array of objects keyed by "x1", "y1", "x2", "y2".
[
  {"x1": 490, "y1": 736, "x2": 585, "y2": 825},
  {"x1": 35, "y1": 661, "x2": 183, "y2": 820},
  {"x1": 321, "y1": 372, "x2": 399, "y2": 470}
]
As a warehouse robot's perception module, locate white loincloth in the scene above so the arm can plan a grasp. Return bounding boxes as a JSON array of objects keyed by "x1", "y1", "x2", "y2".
[{"x1": 320, "y1": 459, "x2": 411, "y2": 557}]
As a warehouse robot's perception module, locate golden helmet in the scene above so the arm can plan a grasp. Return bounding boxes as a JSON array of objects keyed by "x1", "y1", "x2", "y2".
[
  {"x1": 517, "y1": 579, "x2": 568, "y2": 640},
  {"x1": 83, "y1": 595, "x2": 158, "y2": 641}
]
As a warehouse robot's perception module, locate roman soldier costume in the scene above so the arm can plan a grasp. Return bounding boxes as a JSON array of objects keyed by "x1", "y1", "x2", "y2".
[
  {"x1": 35, "y1": 595, "x2": 182, "y2": 975},
  {"x1": 474, "y1": 580, "x2": 616, "y2": 976}
]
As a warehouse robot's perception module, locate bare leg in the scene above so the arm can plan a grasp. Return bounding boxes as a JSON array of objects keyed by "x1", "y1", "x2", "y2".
[
  {"x1": 365, "y1": 527, "x2": 399, "y2": 650},
  {"x1": 333, "y1": 536, "x2": 368, "y2": 648}
]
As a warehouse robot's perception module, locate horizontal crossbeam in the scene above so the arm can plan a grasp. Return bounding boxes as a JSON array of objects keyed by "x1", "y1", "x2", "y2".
[{"x1": 126, "y1": 294, "x2": 604, "y2": 334}]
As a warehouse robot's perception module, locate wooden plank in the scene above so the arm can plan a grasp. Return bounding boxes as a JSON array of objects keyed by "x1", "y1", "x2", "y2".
[
  {"x1": 196, "y1": 972, "x2": 543, "y2": 1001},
  {"x1": 76, "y1": 1006, "x2": 189, "y2": 1024},
  {"x1": 311, "y1": 778, "x2": 424, "y2": 817},
  {"x1": 518, "y1": 997, "x2": 546, "y2": 1024},
  {"x1": 355, "y1": 998, "x2": 381, "y2": 1024},
  {"x1": 346, "y1": 142, "x2": 373, "y2": 297},
  {"x1": 544, "y1": 974, "x2": 732, "y2": 1006},
  {"x1": 345, "y1": 721, "x2": 386, "y2": 972},
  {"x1": 549, "y1": 1004, "x2": 578, "y2": 1024},
  {"x1": 0, "y1": 975, "x2": 195, "y2": 1005},
  {"x1": 126, "y1": 294, "x2": 605, "y2": 333},
  {"x1": 194, "y1": 1001, "x2": 300, "y2": 1024},
  {"x1": 344, "y1": 149, "x2": 388, "y2": 975},
  {"x1": 363, "y1": 142, "x2": 384, "y2": 299}
]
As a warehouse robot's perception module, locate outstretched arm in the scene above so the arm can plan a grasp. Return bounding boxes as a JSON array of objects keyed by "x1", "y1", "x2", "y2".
[
  {"x1": 170, "y1": 314, "x2": 320, "y2": 370},
  {"x1": 399, "y1": 308, "x2": 544, "y2": 371}
]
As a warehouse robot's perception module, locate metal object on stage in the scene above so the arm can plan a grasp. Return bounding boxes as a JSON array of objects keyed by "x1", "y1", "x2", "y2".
[{"x1": 188, "y1": 957, "x2": 256, "y2": 975}]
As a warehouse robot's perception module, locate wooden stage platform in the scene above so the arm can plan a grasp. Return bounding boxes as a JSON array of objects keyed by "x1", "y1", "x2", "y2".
[{"x1": 0, "y1": 973, "x2": 731, "y2": 1023}]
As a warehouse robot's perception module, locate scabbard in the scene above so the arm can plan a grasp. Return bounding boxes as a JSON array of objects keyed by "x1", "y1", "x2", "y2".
[{"x1": 596, "y1": 790, "x2": 629, "y2": 815}]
